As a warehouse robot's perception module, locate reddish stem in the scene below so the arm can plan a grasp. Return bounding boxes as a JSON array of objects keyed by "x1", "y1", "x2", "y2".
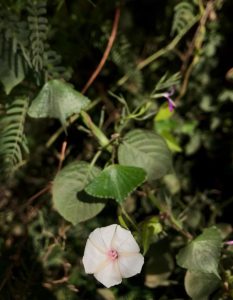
[{"x1": 82, "y1": 7, "x2": 121, "y2": 94}]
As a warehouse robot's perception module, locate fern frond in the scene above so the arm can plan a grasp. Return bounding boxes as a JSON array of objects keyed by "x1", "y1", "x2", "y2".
[
  {"x1": 43, "y1": 48, "x2": 72, "y2": 81},
  {"x1": 0, "y1": 9, "x2": 30, "y2": 93},
  {"x1": 171, "y1": 2, "x2": 196, "y2": 36},
  {"x1": 0, "y1": 97, "x2": 29, "y2": 177},
  {"x1": 0, "y1": 2, "x2": 69, "y2": 87},
  {"x1": 111, "y1": 34, "x2": 143, "y2": 92},
  {"x1": 0, "y1": 6, "x2": 29, "y2": 62},
  {"x1": 111, "y1": 35, "x2": 131, "y2": 66},
  {"x1": 27, "y1": 1, "x2": 48, "y2": 72}
]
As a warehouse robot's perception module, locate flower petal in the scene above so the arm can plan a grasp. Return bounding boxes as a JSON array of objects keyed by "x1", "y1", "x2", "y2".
[
  {"x1": 118, "y1": 253, "x2": 144, "y2": 278},
  {"x1": 225, "y1": 240, "x2": 233, "y2": 245},
  {"x1": 89, "y1": 228, "x2": 108, "y2": 252},
  {"x1": 83, "y1": 239, "x2": 106, "y2": 274},
  {"x1": 112, "y1": 225, "x2": 140, "y2": 253},
  {"x1": 99, "y1": 224, "x2": 118, "y2": 249},
  {"x1": 167, "y1": 97, "x2": 176, "y2": 112},
  {"x1": 94, "y1": 261, "x2": 122, "y2": 288}
]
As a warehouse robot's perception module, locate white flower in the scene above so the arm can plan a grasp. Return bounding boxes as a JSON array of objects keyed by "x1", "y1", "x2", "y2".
[{"x1": 82, "y1": 224, "x2": 144, "y2": 288}]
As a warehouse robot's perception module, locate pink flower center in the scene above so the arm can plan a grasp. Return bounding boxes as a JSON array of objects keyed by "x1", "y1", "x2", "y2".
[{"x1": 107, "y1": 249, "x2": 118, "y2": 261}]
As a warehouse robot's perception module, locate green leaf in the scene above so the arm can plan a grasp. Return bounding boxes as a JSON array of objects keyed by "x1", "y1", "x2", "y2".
[
  {"x1": 154, "y1": 118, "x2": 178, "y2": 133},
  {"x1": 176, "y1": 227, "x2": 222, "y2": 277},
  {"x1": 118, "y1": 129, "x2": 172, "y2": 181},
  {"x1": 160, "y1": 131, "x2": 182, "y2": 153},
  {"x1": 0, "y1": 55, "x2": 25, "y2": 95},
  {"x1": 140, "y1": 216, "x2": 163, "y2": 255},
  {"x1": 219, "y1": 89, "x2": 233, "y2": 103},
  {"x1": 185, "y1": 271, "x2": 220, "y2": 300},
  {"x1": 52, "y1": 161, "x2": 105, "y2": 225},
  {"x1": 155, "y1": 103, "x2": 174, "y2": 121},
  {"x1": 154, "y1": 105, "x2": 181, "y2": 153},
  {"x1": 185, "y1": 133, "x2": 201, "y2": 155},
  {"x1": 28, "y1": 79, "x2": 90, "y2": 126},
  {"x1": 181, "y1": 120, "x2": 198, "y2": 135},
  {"x1": 85, "y1": 165, "x2": 146, "y2": 203}
]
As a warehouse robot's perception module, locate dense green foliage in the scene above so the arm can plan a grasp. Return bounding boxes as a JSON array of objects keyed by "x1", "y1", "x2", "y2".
[{"x1": 0, "y1": 0, "x2": 233, "y2": 299}]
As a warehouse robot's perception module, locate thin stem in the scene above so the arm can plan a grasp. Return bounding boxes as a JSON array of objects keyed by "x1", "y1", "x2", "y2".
[
  {"x1": 120, "y1": 206, "x2": 138, "y2": 231},
  {"x1": 198, "y1": 0, "x2": 205, "y2": 14},
  {"x1": 90, "y1": 150, "x2": 102, "y2": 169},
  {"x1": 139, "y1": 16, "x2": 200, "y2": 70},
  {"x1": 167, "y1": 214, "x2": 193, "y2": 240},
  {"x1": 148, "y1": 192, "x2": 193, "y2": 240},
  {"x1": 82, "y1": 7, "x2": 121, "y2": 93},
  {"x1": 116, "y1": 15, "x2": 200, "y2": 87},
  {"x1": 18, "y1": 184, "x2": 51, "y2": 213},
  {"x1": 177, "y1": 1, "x2": 213, "y2": 100},
  {"x1": 20, "y1": 140, "x2": 67, "y2": 213},
  {"x1": 81, "y1": 111, "x2": 111, "y2": 151},
  {"x1": 57, "y1": 141, "x2": 67, "y2": 173},
  {"x1": 46, "y1": 98, "x2": 101, "y2": 148}
]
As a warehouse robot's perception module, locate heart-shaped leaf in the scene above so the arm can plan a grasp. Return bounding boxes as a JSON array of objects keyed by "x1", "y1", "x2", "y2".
[
  {"x1": 52, "y1": 161, "x2": 105, "y2": 225},
  {"x1": 184, "y1": 271, "x2": 220, "y2": 300},
  {"x1": 85, "y1": 164, "x2": 146, "y2": 203},
  {"x1": 118, "y1": 129, "x2": 172, "y2": 181},
  {"x1": 176, "y1": 227, "x2": 222, "y2": 277},
  {"x1": 28, "y1": 79, "x2": 90, "y2": 126}
]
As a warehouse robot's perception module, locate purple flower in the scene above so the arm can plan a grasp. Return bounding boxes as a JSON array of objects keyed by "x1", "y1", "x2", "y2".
[
  {"x1": 225, "y1": 240, "x2": 233, "y2": 245},
  {"x1": 163, "y1": 87, "x2": 176, "y2": 112}
]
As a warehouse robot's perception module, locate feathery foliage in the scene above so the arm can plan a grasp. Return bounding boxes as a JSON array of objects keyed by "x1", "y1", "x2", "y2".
[
  {"x1": 111, "y1": 34, "x2": 143, "y2": 92},
  {"x1": 0, "y1": 0, "x2": 69, "y2": 90},
  {"x1": 171, "y1": 1, "x2": 196, "y2": 35},
  {"x1": 43, "y1": 48, "x2": 72, "y2": 81},
  {"x1": 27, "y1": 0, "x2": 48, "y2": 73},
  {"x1": 152, "y1": 72, "x2": 181, "y2": 94},
  {"x1": 0, "y1": 98, "x2": 29, "y2": 177},
  {"x1": 0, "y1": 7, "x2": 29, "y2": 93}
]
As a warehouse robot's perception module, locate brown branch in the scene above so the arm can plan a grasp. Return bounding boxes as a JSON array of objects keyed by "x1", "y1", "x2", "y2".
[
  {"x1": 81, "y1": 7, "x2": 121, "y2": 94},
  {"x1": 19, "y1": 184, "x2": 51, "y2": 214},
  {"x1": 20, "y1": 141, "x2": 67, "y2": 213},
  {"x1": 26, "y1": 185, "x2": 51, "y2": 207}
]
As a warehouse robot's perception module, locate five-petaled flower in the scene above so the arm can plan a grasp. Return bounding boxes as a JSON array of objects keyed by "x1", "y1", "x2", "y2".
[{"x1": 82, "y1": 224, "x2": 144, "y2": 288}]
